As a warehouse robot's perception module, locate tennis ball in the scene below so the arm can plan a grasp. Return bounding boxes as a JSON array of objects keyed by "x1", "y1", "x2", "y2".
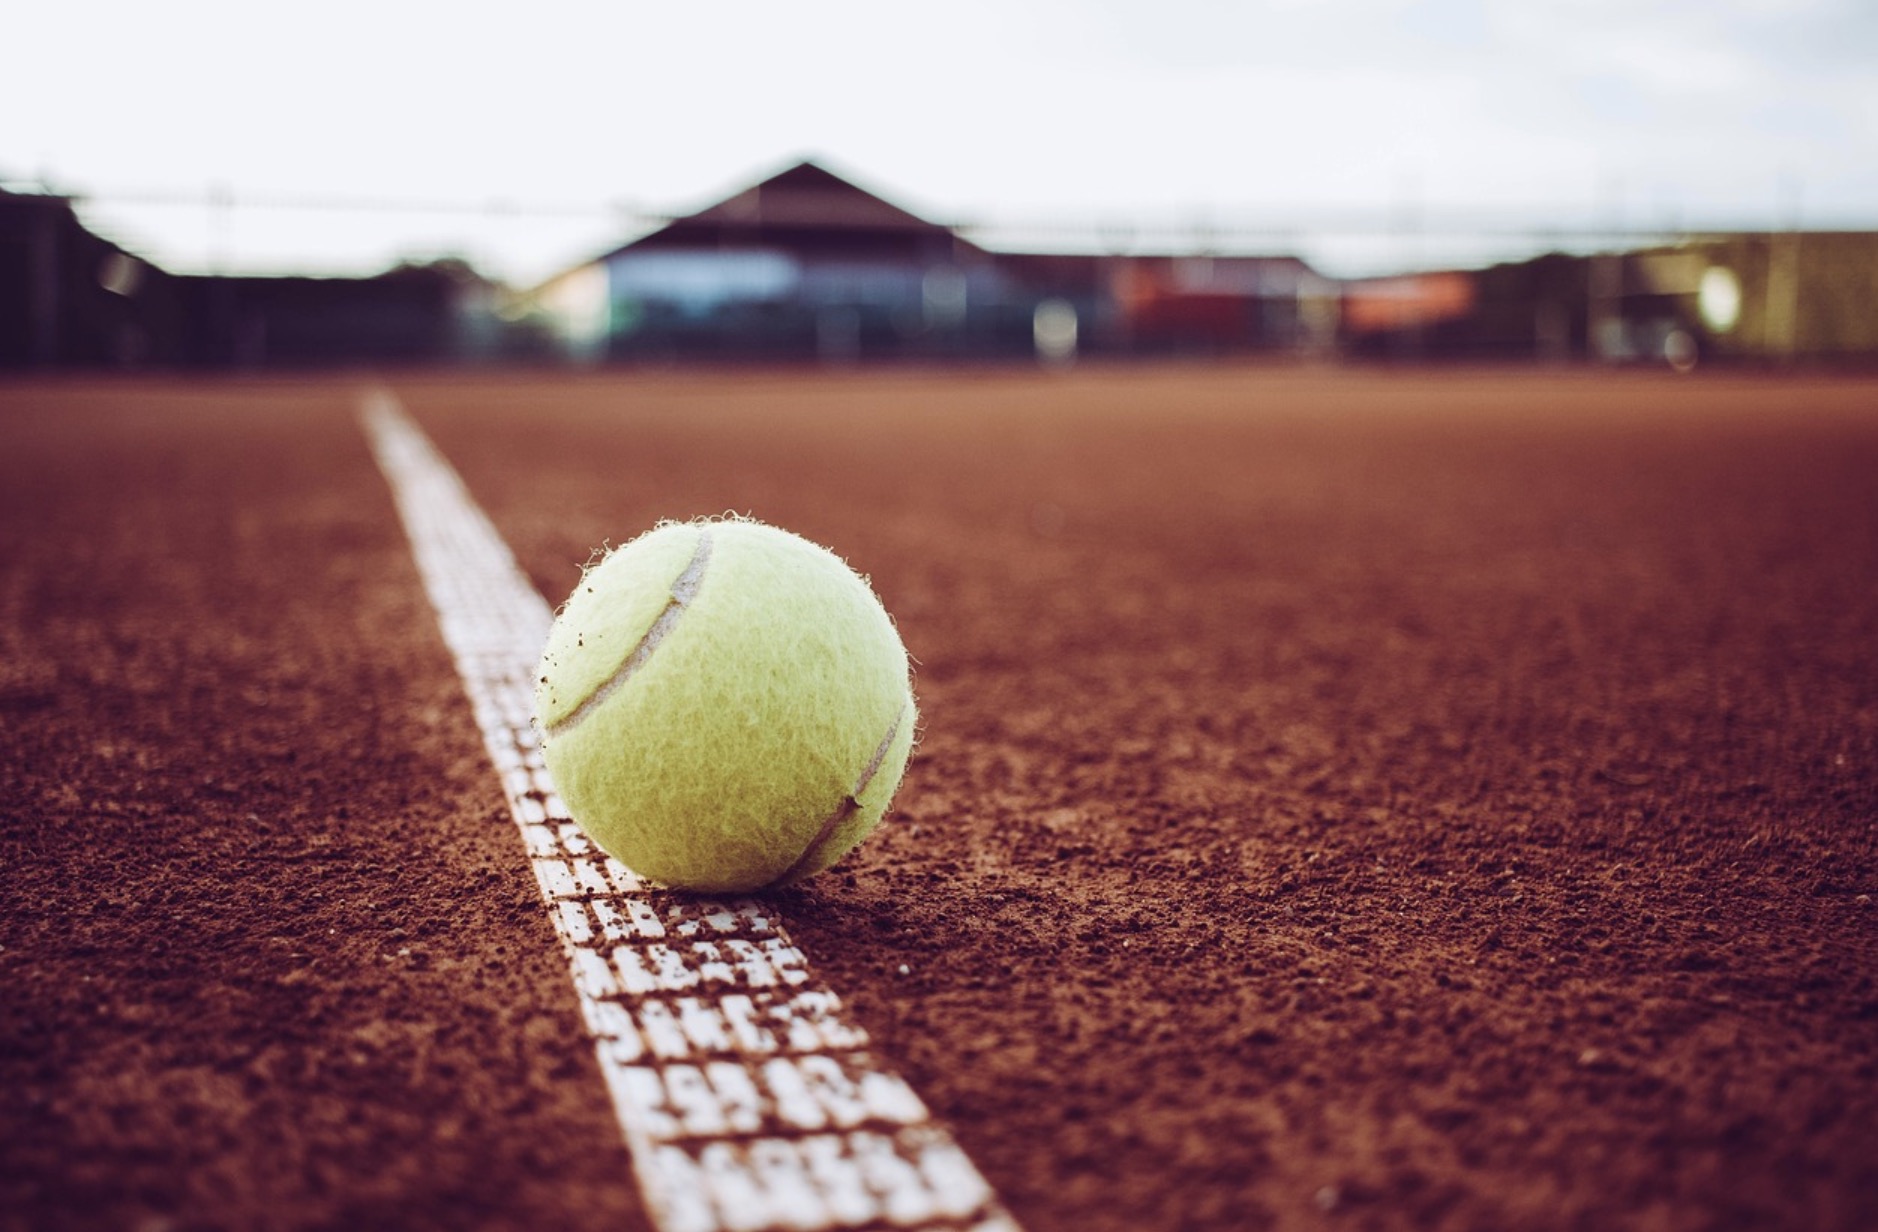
[{"x1": 534, "y1": 518, "x2": 917, "y2": 893}]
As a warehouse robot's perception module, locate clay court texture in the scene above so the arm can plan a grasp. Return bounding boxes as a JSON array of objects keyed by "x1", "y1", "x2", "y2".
[{"x1": 3, "y1": 363, "x2": 1875, "y2": 1232}]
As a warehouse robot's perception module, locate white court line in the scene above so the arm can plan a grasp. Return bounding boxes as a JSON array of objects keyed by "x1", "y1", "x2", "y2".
[{"x1": 361, "y1": 390, "x2": 1020, "y2": 1232}]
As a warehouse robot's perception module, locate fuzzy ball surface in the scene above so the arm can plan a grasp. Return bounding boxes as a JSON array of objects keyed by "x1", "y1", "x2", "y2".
[{"x1": 534, "y1": 518, "x2": 917, "y2": 893}]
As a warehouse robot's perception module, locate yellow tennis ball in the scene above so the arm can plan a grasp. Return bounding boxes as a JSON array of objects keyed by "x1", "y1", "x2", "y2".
[{"x1": 534, "y1": 518, "x2": 917, "y2": 893}]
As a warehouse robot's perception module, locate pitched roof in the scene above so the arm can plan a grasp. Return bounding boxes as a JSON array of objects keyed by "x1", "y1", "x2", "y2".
[
  {"x1": 683, "y1": 160, "x2": 947, "y2": 233},
  {"x1": 602, "y1": 159, "x2": 978, "y2": 259}
]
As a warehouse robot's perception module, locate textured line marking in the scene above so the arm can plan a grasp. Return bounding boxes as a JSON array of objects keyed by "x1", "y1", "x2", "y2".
[
  {"x1": 764, "y1": 704, "x2": 908, "y2": 890},
  {"x1": 547, "y1": 529, "x2": 713, "y2": 739},
  {"x1": 360, "y1": 389, "x2": 1020, "y2": 1232}
]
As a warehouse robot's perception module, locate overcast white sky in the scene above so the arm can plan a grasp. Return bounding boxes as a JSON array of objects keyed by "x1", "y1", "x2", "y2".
[{"x1": 6, "y1": 0, "x2": 1875, "y2": 282}]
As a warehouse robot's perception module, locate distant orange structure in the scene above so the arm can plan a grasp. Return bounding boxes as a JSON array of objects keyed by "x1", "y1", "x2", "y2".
[
  {"x1": 1111, "y1": 255, "x2": 1327, "y2": 352},
  {"x1": 1339, "y1": 271, "x2": 1477, "y2": 335}
]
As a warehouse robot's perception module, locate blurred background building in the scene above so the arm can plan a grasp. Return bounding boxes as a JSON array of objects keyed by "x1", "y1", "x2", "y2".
[
  {"x1": 2, "y1": 185, "x2": 502, "y2": 369},
  {"x1": 515, "y1": 162, "x2": 1336, "y2": 364},
  {"x1": 5, "y1": 164, "x2": 1876, "y2": 371}
]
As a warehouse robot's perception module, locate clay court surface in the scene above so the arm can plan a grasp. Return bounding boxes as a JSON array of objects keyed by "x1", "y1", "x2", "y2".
[{"x1": 3, "y1": 364, "x2": 1876, "y2": 1231}]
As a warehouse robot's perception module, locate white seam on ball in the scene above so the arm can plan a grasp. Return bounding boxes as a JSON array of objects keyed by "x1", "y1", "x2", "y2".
[
  {"x1": 546, "y1": 529, "x2": 713, "y2": 740},
  {"x1": 764, "y1": 701, "x2": 908, "y2": 889}
]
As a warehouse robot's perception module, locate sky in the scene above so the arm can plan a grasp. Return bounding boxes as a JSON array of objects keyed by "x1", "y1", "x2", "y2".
[{"x1": 6, "y1": 0, "x2": 1875, "y2": 283}]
